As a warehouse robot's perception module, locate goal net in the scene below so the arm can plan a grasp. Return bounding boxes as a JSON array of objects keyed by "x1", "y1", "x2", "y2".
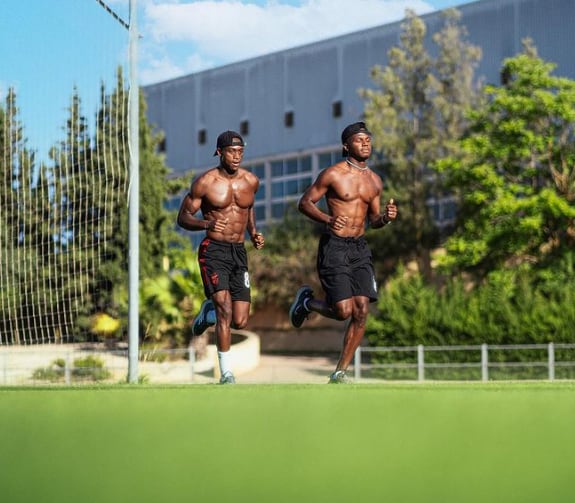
[{"x1": 0, "y1": 1, "x2": 131, "y2": 344}]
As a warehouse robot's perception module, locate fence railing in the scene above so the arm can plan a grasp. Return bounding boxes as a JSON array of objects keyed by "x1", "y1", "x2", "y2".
[
  {"x1": 0, "y1": 347, "x2": 200, "y2": 386},
  {"x1": 3, "y1": 342, "x2": 575, "y2": 385},
  {"x1": 353, "y1": 343, "x2": 575, "y2": 381},
  {"x1": 0, "y1": 330, "x2": 261, "y2": 386}
]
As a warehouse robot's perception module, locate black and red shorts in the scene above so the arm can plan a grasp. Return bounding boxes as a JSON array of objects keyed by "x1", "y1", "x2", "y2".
[{"x1": 197, "y1": 238, "x2": 251, "y2": 302}]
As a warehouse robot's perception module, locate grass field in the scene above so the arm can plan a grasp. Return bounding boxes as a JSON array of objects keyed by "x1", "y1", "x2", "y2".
[{"x1": 1, "y1": 382, "x2": 574, "y2": 503}]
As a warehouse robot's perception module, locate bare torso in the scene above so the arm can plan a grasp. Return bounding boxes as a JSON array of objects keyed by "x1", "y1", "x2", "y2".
[
  {"x1": 299, "y1": 160, "x2": 383, "y2": 238},
  {"x1": 199, "y1": 167, "x2": 257, "y2": 242}
]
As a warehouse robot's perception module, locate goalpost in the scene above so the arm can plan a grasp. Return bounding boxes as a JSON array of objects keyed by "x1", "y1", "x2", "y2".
[
  {"x1": 127, "y1": 0, "x2": 139, "y2": 383},
  {"x1": 0, "y1": 0, "x2": 139, "y2": 380}
]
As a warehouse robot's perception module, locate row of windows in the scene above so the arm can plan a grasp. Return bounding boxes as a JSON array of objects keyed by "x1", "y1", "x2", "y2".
[
  {"x1": 156, "y1": 103, "x2": 346, "y2": 154},
  {"x1": 246, "y1": 151, "x2": 340, "y2": 224},
  {"x1": 193, "y1": 101, "x2": 343, "y2": 146},
  {"x1": 254, "y1": 201, "x2": 300, "y2": 222}
]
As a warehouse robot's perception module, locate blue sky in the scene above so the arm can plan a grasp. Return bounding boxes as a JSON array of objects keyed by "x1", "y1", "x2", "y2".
[{"x1": 0, "y1": 0, "x2": 469, "y2": 162}]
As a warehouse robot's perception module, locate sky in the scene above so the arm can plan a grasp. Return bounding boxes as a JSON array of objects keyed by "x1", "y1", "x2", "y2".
[{"x1": 0, "y1": 0, "x2": 469, "y2": 161}]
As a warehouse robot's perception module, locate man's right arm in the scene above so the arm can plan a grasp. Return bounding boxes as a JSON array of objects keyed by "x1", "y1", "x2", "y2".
[
  {"x1": 176, "y1": 183, "x2": 213, "y2": 231},
  {"x1": 298, "y1": 169, "x2": 348, "y2": 231},
  {"x1": 298, "y1": 171, "x2": 332, "y2": 225}
]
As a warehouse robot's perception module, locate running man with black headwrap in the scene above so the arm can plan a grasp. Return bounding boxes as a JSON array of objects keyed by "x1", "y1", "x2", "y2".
[
  {"x1": 288, "y1": 122, "x2": 397, "y2": 383},
  {"x1": 177, "y1": 130, "x2": 265, "y2": 384}
]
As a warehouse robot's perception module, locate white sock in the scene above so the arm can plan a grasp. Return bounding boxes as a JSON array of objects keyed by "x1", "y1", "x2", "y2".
[{"x1": 218, "y1": 350, "x2": 232, "y2": 377}]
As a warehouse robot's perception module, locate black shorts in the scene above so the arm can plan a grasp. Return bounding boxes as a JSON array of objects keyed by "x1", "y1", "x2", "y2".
[
  {"x1": 317, "y1": 232, "x2": 378, "y2": 305},
  {"x1": 198, "y1": 238, "x2": 251, "y2": 302}
]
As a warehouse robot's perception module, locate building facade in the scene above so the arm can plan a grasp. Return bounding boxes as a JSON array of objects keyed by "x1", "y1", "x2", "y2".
[{"x1": 144, "y1": 0, "x2": 575, "y2": 231}]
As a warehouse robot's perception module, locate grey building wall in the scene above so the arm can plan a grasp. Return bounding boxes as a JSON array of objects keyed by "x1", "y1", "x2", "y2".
[{"x1": 144, "y1": 0, "x2": 575, "y2": 176}]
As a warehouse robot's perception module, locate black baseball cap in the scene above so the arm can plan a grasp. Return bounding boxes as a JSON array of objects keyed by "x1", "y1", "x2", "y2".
[
  {"x1": 213, "y1": 130, "x2": 245, "y2": 156},
  {"x1": 341, "y1": 121, "x2": 371, "y2": 156}
]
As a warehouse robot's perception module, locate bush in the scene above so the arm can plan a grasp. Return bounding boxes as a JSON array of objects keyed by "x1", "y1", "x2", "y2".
[
  {"x1": 367, "y1": 253, "x2": 575, "y2": 351},
  {"x1": 32, "y1": 359, "x2": 65, "y2": 382},
  {"x1": 32, "y1": 355, "x2": 111, "y2": 383},
  {"x1": 72, "y1": 355, "x2": 112, "y2": 381}
]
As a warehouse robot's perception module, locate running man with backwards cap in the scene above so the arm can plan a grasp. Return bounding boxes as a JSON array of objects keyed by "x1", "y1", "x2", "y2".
[
  {"x1": 288, "y1": 122, "x2": 397, "y2": 383},
  {"x1": 177, "y1": 130, "x2": 265, "y2": 384}
]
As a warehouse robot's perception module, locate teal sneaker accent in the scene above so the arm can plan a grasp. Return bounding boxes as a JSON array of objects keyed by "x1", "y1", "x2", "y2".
[
  {"x1": 289, "y1": 285, "x2": 313, "y2": 328},
  {"x1": 192, "y1": 299, "x2": 214, "y2": 336},
  {"x1": 219, "y1": 372, "x2": 236, "y2": 384}
]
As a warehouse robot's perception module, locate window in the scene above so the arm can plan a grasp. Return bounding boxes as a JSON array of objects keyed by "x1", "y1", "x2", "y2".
[
  {"x1": 272, "y1": 181, "x2": 284, "y2": 198},
  {"x1": 270, "y1": 156, "x2": 312, "y2": 177},
  {"x1": 271, "y1": 177, "x2": 312, "y2": 199},
  {"x1": 428, "y1": 197, "x2": 457, "y2": 224},
  {"x1": 240, "y1": 120, "x2": 249, "y2": 136},
  {"x1": 284, "y1": 111, "x2": 294, "y2": 128},
  {"x1": 319, "y1": 152, "x2": 336, "y2": 170},
  {"x1": 443, "y1": 200, "x2": 457, "y2": 220},
  {"x1": 432, "y1": 201, "x2": 441, "y2": 220},
  {"x1": 271, "y1": 160, "x2": 283, "y2": 177},
  {"x1": 300, "y1": 156, "x2": 311, "y2": 173},
  {"x1": 298, "y1": 177, "x2": 312, "y2": 192},
  {"x1": 198, "y1": 129, "x2": 207, "y2": 145},
  {"x1": 255, "y1": 205, "x2": 266, "y2": 221},
  {"x1": 255, "y1": 183, "x2": 266, "y2": 202},
  {"x1": 285, "y1": 158, "x2": 298, "y2": 175},
  {"x1": 246, "y1": 164, "x2": 266, "y2": 201},
  {"x1": 286, "y1": 179, "x2": 299, "y2": 196},
  {"x1": 249, "y1": 163, "x2": 265, "y2": 179},
  {"x1": 332, "y1": 100, "x2": 342, "y2": 118},
  {"x1": 272, "y1": 202, "x2": 286, "y2": 219},
  {"x1": 157, "y1": 137, "x2": 166, "y2": 153}
]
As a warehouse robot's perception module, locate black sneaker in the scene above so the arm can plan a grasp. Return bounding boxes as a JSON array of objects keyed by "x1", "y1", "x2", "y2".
[
  {"x1": 219, "y1": 372, "x2": 236, "y2": 384},
  {"x1": 328, "y1": 371, "x2": 352, "y2": 384},
  {"x1": 192, "y1": 299, "x2": 214, "y2": 336},
  {"x1": 289, "y1": 285, "x2": 313, "y2": 328}
]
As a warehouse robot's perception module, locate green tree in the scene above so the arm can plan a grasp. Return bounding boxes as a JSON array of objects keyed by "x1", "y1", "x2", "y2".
[
  {"x1": 361, "y1": 9, "x2": 482, "y2": 279},
  {"x1": 90, "y1": 70, "x2": 131, "y2": 321},
  {"x1": 137, "y1": 91, "x2": 187, "y2": 278},
  {"x1": 47, "y1": 89, "x2": 103, "y2": 341},
  {"x1": 0, "y1": 88, "x2": 40, "y2": 344},
  {"x1": 139, "y1": 246, "x2": 205, "y2": 348},
  {"x1": 437, "y1": 39, "x2": 575, "y2": 277},
  {"x1": 92, "y1": 68, "x2": 187, "y2": 340},
  {"x1": 132, "y1": 90, "x2": 189, "y2": 343},
  {"x1": 1, "y1": 70, "x2": 187, "y2": 345}
]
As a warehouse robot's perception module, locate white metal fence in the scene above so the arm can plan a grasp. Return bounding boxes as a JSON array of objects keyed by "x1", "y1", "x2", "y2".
[
  {"x1": 2, "y1": 342, "x2": 575, "y2": 385},
  {"x1": 0, "y1": 346, "x2": 201, "y2": 386},
  {"x1": 354, "y1": 343, "x2": 575, "y2": 381}
]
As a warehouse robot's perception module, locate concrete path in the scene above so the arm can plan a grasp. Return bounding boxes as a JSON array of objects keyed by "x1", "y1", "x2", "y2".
[
  {"x1": 190, "y1": 353, "x2": 340, "y2": 385},
  {"x1": 0, "y1": 345, "x2": 341, "y2": 385},
  {"x1": 236, "y1": 353, "x2": 339, "y2": 384}
]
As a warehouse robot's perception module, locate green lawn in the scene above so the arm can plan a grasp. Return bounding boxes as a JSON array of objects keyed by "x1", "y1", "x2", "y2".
[{"x1": 1, "y1": 383, "x2": 574, "y2": 503}]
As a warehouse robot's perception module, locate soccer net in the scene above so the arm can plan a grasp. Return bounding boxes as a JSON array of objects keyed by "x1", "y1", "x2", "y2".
[{"x1": 0, "y1": 1, "x2": 131, "y2": 344}]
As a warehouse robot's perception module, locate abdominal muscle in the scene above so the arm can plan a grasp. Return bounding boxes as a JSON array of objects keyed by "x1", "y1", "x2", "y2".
[
  {"x1": 328, "y1": 198, "x2": 369, "y2": 238},
  {"x1": 206, "y1": 204, "x2": 249, "y2": 243}
]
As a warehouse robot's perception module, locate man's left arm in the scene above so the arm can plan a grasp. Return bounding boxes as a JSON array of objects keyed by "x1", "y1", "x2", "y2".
[
  {"x1": 370, "y1": 198, "x2": 397, "y2": 229},
  {"x1": 247, "y1": 176, "x2": 264, "y2": 249}
]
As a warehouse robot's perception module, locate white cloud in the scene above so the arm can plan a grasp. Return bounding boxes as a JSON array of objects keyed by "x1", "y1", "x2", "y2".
[
  {"x1": 139, "y1": 0, "x2": 437, "y2": 83},
  {"x1": 139, "y1": 56, "x2": 186, "y2": 84}
]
